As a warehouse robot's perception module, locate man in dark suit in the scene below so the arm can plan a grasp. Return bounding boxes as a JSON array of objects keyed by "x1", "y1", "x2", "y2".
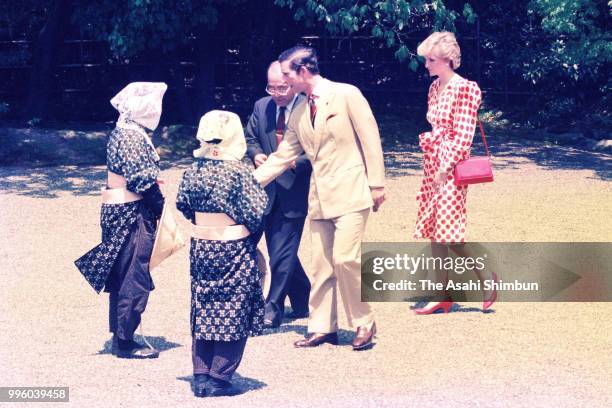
[{"x1": 245, "y1": 61, "x2": 312, "y2": 328}]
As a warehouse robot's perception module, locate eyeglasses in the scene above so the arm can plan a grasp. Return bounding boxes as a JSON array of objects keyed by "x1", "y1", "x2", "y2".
[{"x1": 265, "y1": 85, "x2": 291, "y2": 96}]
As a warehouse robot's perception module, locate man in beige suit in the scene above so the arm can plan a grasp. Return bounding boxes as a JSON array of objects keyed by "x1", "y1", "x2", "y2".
[{"x1": 253, "y1": 46, "x2": 386, "y2": 350}]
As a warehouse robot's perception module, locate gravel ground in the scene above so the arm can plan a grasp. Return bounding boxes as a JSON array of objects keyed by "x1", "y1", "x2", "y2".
[{"x1": 1, "y1": 141, "x2": 611, "y2": 407}]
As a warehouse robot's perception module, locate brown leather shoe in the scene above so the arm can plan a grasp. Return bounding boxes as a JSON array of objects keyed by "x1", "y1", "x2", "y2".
[
  {"x1": 294, "y1": 332, "x2": 339, "y2": 348},
  {"x1": 352, "y1": 322, "x2": 376, "y2": 351}
]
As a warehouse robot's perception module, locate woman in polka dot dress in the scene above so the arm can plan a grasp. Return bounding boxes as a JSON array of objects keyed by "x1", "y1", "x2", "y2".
[{"x1": 413, "y1": 32, "x2": 496, "y2": 314}]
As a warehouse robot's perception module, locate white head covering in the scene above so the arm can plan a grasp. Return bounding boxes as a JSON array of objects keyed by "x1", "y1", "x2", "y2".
[
  {"x1": 110, "y1": 82, "x2": 168, "y2": 131},
  {"x1": 193, "y1": 110, "x2": 247, "y2": 161}
]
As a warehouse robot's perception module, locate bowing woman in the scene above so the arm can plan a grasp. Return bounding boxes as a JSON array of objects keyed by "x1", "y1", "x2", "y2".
[
  {"x1": 176, "y1": 110, "x2": 268, "y2": 398},
  {"x1": 75, "y1": 82, "x2": 167, "y2": 358}
]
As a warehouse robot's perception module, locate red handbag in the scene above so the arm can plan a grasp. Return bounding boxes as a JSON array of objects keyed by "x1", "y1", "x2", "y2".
[{"x1": 453, "y1": 120, "x2": 494, "y2": 185}]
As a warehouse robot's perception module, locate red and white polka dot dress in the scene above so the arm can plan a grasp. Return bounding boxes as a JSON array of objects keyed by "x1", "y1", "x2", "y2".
[{"x1": 414, "y1": 74, "x2": 482, "y2": 243}]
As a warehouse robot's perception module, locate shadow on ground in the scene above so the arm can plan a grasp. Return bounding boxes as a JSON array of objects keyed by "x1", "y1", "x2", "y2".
[
  {"x1": 381, "y1": 131, "x2": 611, "y2": 180},
  {"x1": 1, "y1": 124, "x2": 609, "y2": 199},
  {"x1": 0, "y1": 166, "x2": 107, "y2": 198},
  {"x1": 96, "y1": 335, "x2": 182, "y2": 356},
  {"x1": 0, "y1": 158, "x2": 192, "y2": 199},
  {"x1": 408, "y1": 298, "x2": 495, "y2": 314},
  {"x1": 178, "y1": 373, "x2": 267, "y2": 396},
  {"x1": 260, "y1": 323, "x2": 357, "y2": 346},
  {"x1": 492, "y1": 136, "x2": 611, "y2": 180}
]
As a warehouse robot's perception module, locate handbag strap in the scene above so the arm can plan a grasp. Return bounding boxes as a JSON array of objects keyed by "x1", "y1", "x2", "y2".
[{"x1": 477, "y1": 119, "x2": 491, "y2": 157}]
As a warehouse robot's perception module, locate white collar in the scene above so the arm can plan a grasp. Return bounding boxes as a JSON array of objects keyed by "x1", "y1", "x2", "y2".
[{"x1": 310, "y1": 77, "x2": 330, "y2": 98}]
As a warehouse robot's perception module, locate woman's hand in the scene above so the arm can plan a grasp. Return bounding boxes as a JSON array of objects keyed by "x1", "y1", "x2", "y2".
[{"x1": 433, "y1": 171, "x2": 448, "y2": 189}]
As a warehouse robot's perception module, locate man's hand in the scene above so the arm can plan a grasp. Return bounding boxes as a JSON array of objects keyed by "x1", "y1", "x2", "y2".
[
  {"x1": 254, "y1": 153, "x2": 268, "y2": 168},
  {"x1": 291, "y1": 160, "x2": 296, "y2": 169},
  {"x1": 371, "y1": 187, "x2": 386, "y2": 212}
]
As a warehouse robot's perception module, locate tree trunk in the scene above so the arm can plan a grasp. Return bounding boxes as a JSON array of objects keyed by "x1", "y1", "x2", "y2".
[{"x1": 25, "y1": 0, "x2": 72, "y2": 122}]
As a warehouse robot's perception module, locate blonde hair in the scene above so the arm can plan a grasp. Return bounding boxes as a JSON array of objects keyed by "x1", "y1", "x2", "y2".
[{"x1": 417, "y1": 31, "x2": 461, "y2": 70}]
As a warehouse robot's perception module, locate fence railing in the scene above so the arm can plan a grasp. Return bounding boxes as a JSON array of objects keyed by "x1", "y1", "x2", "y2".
[{"x1": 0, "y1": 28, "x2": 552, "y2": 121}]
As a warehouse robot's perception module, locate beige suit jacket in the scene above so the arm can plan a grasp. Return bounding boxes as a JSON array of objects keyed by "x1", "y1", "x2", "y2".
[{"x1": 253, "y1": 79, "x2": 385, "y2": 220}]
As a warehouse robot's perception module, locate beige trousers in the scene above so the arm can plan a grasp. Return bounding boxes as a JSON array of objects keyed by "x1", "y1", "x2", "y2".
[{"x1": 308, "y1": 208, "x2": 374, "y2": 333}]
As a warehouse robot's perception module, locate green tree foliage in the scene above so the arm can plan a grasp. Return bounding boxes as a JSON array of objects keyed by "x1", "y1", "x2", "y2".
[
  {"x1": 498, "y1": 0, "x2": 611, "y2": 129},
  {"x1": 4, "y1": 0, "x2": 609, "y2": 129},
  {"x1": 72, "y1": 0, "x2": 244, "y2": 57},
  {"x1": 274, "y1": 0, "x2": 476, "y2": 69},
  {"x1": 523, "y1": 0, "x2": 610, "y2": 85}
]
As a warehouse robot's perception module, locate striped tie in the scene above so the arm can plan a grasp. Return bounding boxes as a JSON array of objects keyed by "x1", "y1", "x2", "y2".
[{"x1": 275, "y1": 106, "x2": 286, "y2": 149}]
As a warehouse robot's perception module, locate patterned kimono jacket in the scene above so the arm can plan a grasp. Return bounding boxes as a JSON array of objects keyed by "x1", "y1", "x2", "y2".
[
  {"x1": 176, "y1": 158, "x2": 268, "y2": 342},
  {"x1": 414, "y1": 75, "x2": 482, "y2": 243},
  {"x1": 75, "y1": 124, "x2": 160, "y2": 293}
]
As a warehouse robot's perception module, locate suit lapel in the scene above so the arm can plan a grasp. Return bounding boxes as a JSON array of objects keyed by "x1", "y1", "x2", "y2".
[
  {"x1": 312, "y1": 85, "x2": 336, "y2": 159},
  {"x1": 286, "y1": 94, "x2": 305, "y2": 142},
  {"x1": 288, "y1": 93, "x2": 305, "y2": 124},
  {"x1": 298, "y1": 101, "x2": 315, "y2": 153}
]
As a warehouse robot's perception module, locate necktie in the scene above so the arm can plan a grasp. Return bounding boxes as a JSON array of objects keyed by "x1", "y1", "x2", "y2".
[
  {"x1": 308, "y1": 94, "x2": 317, "y2": 126},
  {"x1": 275, "y1": 106, "x2": 286, "y2": 148}
]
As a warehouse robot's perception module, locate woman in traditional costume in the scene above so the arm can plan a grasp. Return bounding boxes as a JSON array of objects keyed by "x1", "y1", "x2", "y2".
[
  {"x1": 176, "y1": 110, "x2": 268, "y2": 397},
  {"x1": 75, "y1": 82, "x2": 167, "y2": 358}
]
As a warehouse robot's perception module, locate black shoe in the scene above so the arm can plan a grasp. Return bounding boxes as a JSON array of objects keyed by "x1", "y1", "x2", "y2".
[
  {"x1": 263, "y1": 318, "x2": 280, "y2": 329},
  {"x1": 204, "y1": 378, "x2": 241, "y2": 397},
  {"x1": 116, "y1": 341, "x2": 159, "y2": 359},
  {"x1": 110, "y1": 334, "x2": 119, "y2": 355},
  {"x1": 285, "y1": 310, "x2": 309, "y2": 319},
  {"x1": 193, "y1": 374, "x2": 208, "y2": 398},
  {"x1": 263, "y1": 302, "x2": 284, "y2": 328}
]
